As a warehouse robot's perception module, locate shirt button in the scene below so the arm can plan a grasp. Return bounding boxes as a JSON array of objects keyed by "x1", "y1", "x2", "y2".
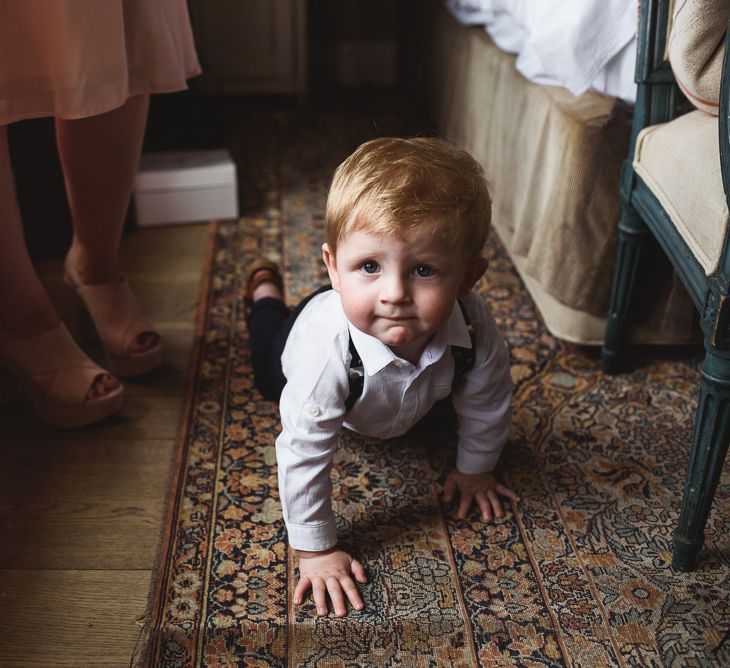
[
  {"x1": 306, "y1": 404, "x2": 321, "y2": 417},
  {"x1": 394, "y1": 360, "x2": 403, "y2": 368}
]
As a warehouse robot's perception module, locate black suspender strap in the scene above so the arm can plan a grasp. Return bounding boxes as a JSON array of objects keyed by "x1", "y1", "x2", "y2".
[
  {"x1": 450, "y1": 300, "x2": 476, "y2": 387},
  {"x1": 344, "y1": 299, "x2": 476, "y2": 411},
  {"x1": 344, "y1": 335, "x2": 365, "y2": 412}
]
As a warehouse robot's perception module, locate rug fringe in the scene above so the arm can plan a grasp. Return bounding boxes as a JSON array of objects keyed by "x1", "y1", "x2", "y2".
[{"x1": 130, "y1": 611, "x2": 151, "y2": 668}]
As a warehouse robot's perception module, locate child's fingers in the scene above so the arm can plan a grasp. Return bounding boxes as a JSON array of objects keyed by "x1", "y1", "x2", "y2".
[
  {"x1": 311, "y1": 579, "x2": 329, "y2": 616},
  {"x1": 326, "y1": 577, "x2": 348, "y2": 617},
  {"x1": 487, "y1": 489, "x2": 504, "y2": 518},
  {"x1": 293, "y1": 576, "x2": 312, "y2": 605},
  {"x1": 351, "y1": 558, "x2": 368, "y2": 584},
  {"x1": 495, "y1": 483, "x2": 521, "y2": 502},
  {"x1": 458, "y1": 494, "x2": 472, "y2": 519},
  {"x1": 340, "y1": 575, "x2": 365, "y2": 611},
  {"x1": 475, "y1": 491, "x2": 492, "y2": 521}
]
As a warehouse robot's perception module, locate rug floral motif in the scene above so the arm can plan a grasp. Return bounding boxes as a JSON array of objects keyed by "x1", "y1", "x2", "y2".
[{"x1": 140, "y1": 110, "x2": 729, "y2": 667}]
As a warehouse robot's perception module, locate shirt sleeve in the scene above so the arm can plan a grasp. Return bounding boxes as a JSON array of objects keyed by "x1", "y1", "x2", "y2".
[
  {"x1": 452, "y1": 293, "x2": 514, "y2": 474},
  {"x1": 276, "y1": 318, "x2": 351, "y2": 551}
]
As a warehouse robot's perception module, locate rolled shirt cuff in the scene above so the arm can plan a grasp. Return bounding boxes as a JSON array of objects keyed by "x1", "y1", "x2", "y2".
[
  {"x1": 456, "y1": 448, "x2": 501, "y2": 475},
  {"x1": 285, "y1": 519, "x2": 338, "y2": 552}
]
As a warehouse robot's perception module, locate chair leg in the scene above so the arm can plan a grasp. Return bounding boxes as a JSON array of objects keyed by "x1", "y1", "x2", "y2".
[
  {"x1": 672, "y1": 345, "x2": 730, "y2": 571},
  {"x1": 602, "y1": 205, "x2": 650, "y2": 374}
]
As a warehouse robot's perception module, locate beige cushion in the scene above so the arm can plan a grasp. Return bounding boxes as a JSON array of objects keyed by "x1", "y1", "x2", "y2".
[
  {"x1": 634, "y1": 110, "x2": 728, "y2": 275},
  {"x1": 667, "y1": 0, "x2": 727, "y2": 115}
]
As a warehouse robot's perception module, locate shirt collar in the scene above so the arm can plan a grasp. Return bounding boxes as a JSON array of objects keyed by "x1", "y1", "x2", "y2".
[
  {"x1": 347, "y1": 301, "x2": 473, "y2": 376},
  {"x1": 437, "y1": 300, "x2": 473, "y2": 349},
  {"x1": 348, "y1": 323, "x2": 394, "y2": 375}
]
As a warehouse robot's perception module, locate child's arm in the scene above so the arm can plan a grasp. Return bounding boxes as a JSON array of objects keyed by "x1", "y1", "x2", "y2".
[
  {"x1": 294, "y1": 547, "x2": 368, "y2": 617},
  {"x1": 277, "y1": 324, "x2": 350, "y2": 551},
  {"x1": 447, "y1": 294, "x2": 518, "y2": 519},
  {"x1": 277, "y1": 321, "x2": 368, "y2": 614}
]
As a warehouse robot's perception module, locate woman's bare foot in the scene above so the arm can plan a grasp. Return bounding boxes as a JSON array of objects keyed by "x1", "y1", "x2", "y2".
[{"x1": 86, "y1": 373, "x2": 121, "y2": 398}]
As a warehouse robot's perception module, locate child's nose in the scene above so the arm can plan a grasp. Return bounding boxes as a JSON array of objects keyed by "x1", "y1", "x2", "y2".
[{"x1": 380, "y1": 275, "x2": 410, "y2": 303}]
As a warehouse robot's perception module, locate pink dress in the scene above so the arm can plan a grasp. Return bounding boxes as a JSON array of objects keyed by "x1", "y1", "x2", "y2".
[{"x1": 0, "y1": 0, "x2": 201, "y2": 125}]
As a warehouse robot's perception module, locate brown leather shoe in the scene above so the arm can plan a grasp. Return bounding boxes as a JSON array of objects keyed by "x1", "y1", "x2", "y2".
[{"x1": 244, "y1": 259, "x2": 285, "y2": 313}]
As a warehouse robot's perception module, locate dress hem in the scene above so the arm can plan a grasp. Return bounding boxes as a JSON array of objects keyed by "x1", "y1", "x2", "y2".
[{"x1": 0, "y1": 68, "x2": 201, "y2": 127}]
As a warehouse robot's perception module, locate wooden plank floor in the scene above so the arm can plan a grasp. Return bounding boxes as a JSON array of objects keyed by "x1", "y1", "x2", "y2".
[{"x1": 0, "y1": 223, "x2": 209, "y2": 666}]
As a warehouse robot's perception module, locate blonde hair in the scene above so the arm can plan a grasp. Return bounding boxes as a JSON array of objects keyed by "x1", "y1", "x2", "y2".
[{"x1": 325, "y1": 137, "x2": 492, "y2": 261}]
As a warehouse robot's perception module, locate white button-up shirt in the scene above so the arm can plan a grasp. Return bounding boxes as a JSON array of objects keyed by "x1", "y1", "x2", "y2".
[{"x1": 276, "y1": 289, "x2": 513, "y2": 551}]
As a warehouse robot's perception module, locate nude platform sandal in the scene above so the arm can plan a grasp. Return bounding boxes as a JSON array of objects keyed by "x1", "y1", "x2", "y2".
[
  {"x1": 0, "y1": 324, "x2": 125, "y2": 428},
  {"x1": 64, "y1": 274, "x2": 164, "y2": 378}
]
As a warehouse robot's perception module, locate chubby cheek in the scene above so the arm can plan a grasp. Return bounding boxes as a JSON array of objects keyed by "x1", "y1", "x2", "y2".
[
  {"x1": 420, "y1": 292, "x2": 456, "y2": 328},
  {"x1": 338, "y1": 285, "x2": 375, "y2": 330}
]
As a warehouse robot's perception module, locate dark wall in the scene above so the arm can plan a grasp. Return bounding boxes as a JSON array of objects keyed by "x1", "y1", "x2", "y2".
[{"x1": 308, "y1": 0, "x2": 398, "y2": 88}]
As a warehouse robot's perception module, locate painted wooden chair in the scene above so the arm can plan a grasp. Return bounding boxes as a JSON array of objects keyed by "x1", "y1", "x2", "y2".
[{"x1": 602, "y1": 0, "x2": 730, "y2": 571}]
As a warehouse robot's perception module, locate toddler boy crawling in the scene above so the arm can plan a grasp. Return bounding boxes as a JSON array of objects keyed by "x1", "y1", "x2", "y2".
[{"x1": 245, "y1": 137, "x2": 518, "y2": 617}]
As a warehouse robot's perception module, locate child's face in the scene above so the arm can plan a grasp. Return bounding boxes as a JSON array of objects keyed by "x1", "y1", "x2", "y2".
[{"x1": 322, "y1": 227, "x2": 488, "y2": 350}]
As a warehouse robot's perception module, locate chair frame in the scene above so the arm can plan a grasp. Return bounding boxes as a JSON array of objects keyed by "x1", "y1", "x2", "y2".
[{"x1": 602, "y1": 0, "x2": 730, "y2": 571}]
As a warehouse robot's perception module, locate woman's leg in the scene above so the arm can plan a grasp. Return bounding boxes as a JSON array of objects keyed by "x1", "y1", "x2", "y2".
[
  {"x1": 56, "y1": 93, "x2": 156, "y2": 354},
  {"x1": 0, "y1": 125, "x2": 118, "y2": 399},
  {"x1": 0, "y1": 126, "x2": 59, "y2": 337}
]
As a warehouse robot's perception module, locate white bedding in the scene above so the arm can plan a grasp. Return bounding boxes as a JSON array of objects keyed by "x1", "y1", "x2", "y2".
[{"x1": 444, "y1": 0, "x2": 638, "y2": 103}]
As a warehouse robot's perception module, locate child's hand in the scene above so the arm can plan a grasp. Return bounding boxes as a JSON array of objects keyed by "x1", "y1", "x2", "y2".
[
  {"x1": 443, "y1": 469, "x2": 520, "y2": 521},
  {"x1": 294, "y1": 547, "x2": 368, "y2": 617}
]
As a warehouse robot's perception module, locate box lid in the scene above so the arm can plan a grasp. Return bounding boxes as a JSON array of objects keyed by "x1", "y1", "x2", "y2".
[{"x1": 134, "y1": 149, "x2": 236, "y2": 190}]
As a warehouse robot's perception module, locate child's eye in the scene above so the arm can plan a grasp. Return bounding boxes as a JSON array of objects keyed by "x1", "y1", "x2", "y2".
[
  {"x1": 360, "y1": 261, "x2": 380, "y2": 274},
  {"x1": 414, "y1": 264, "x2": 435, "y2": 277}
]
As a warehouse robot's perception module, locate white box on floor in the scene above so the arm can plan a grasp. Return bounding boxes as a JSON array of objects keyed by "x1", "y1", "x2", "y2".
[{"x1": 133, "y1": 149, "x2": 238, "y2": 226}]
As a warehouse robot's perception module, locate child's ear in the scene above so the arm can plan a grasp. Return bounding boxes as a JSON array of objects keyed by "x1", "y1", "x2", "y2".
[
  {"x1": 322, "y1": 243, "x2": 342, "y2": 292},
  {"x1": 457, "y1": 256, "x2": 489, "y2": 298}
]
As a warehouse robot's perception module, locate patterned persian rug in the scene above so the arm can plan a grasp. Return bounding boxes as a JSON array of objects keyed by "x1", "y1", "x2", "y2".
[{"x1": 138, "y1": 110, "x2": 729, "y2": 667}]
